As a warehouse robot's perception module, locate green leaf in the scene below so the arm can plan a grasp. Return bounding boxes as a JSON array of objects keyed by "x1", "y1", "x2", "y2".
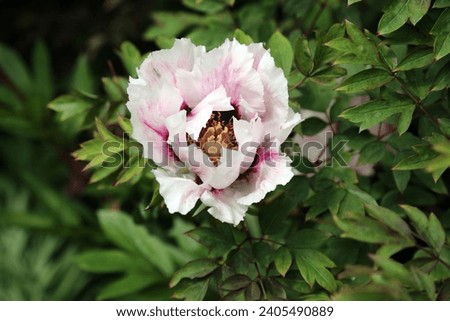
[
  {"x1": 294, "y1": 249, "x2": 337, "y2": 292},
  {"x1": 294, "y1": 35, "x2": 313, "y2": 75},
  {"x1": 98, "y1": 210, "x2": 176, "y2": 276},
  {"x1": 186, "y1": 227, "x2": 235, "y2": 257},
  {"x1": 234, "y1": 29, "x2": 253, "y2": 45},
  {"x1": 95, "y1": 117, "x2": 122, "y2": 143},
  {"x1": 434, "y1": 32, "x2": 450, "y2": 60},
  {"x1": 400, "y1": 204, "x2": 428, "y2": 236},
  {"x1": 102, "y1": 77, "x2": 123, "y2": 101},
  {"x1": 173, "y1": 278, "x2": 210, "y2": 300},
  {"x1": 274, "y1": 247, "x2": 292, "y2": 277},
  {"x1": 48, "y1": 95, "x2": 92, "y2": 121},
  {"x1": 221, "y1": 274, "x2": 252, "y2": 291},
  {"x1": 408, "y1": 0, "x2": 431, "y2": 25},
  {"x1": 334, "y1": 215, "x2": 404, "y2": 244},
  {"x1": 434, "y1": 0, "x2": 450, "y2": 8},
  {"x1": 70, "y1": 55, "x2": 95, "y2": 93},
  {"x1": 287, "y1": 229, "x2": 332, "y2": 249},
  {"x1": 394, "y1": 149, "x2": 439, "y2": 170},
  {"x1": 336, "y1": 69, "x2": 394, "y2": 93},
  {"x1": 118, "y1": 41, "x2": 142, "y2": 78},
  {"x1": 394, "y1": 48, "x2": 435, "y2": 71},
  {"x1": 245, "y1": 281, "x2": 262, "y2": 300},
  {"x1": 371, "y1": 255, "x2": 414, "y2": 285},
  {"x1": 428, "y1": 213, "x2": 446, "y2": 252},
  {"x1": 340, "y1": 98, "x2": 415, "y2": 134},
  {"x1": 358, "y1": 141, "x2": 386, "y2": 165},
  {"x1": 0, "y1": 43, "x2": 32, "y2": 93},
  {"x1": 301, "y1": 117, "x2": 328, "y2": 136},
  {"x1": 32, "y1": 41, "x2": 53, "y2": 103},
  {"x1": 169, "y1": 259, "x2": 219, "y2": 288},
  {"x1": 268, "y1": 31, "x2": 294, "y2": 76},
  {"x1": 393, "y1": 170, "x2": 410, "y2": 193},
  {"x1": 348, "y1": 0, "x2": 362, "y2": 6},
  {"x1": 97, "y1": 273, "x2": 161, "y2": 300},
  {"x1": 76, "y1": 250, "x2": 150, "y2": 273},
  {"x1": 311, "y1": 66, "x2": 347, "y2": 84},
  {"x1": 430, "y1": 8, "x2": 450, "y2": 35},
  {"x1": 365, "y1": 204, "x2": 413, "y2": 240},
  {"x1": 378, "y1": 1, "x2": 411, "y2": 35}
]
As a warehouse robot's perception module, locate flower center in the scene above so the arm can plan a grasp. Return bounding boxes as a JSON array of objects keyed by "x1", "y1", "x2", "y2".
[{"x1": 188, "y1": 111, "x2": 238, "y2": 165}]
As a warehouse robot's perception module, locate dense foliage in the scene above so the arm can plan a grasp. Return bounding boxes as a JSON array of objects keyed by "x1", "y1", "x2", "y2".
[{"x1": 1, "y1": 0, "x2": 449, "y2": 300}]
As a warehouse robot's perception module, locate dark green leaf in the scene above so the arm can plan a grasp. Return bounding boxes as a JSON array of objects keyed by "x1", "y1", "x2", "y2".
[
  {"x1": 173, "y1": 278, "x2": 210, "y2": 301},
  {"x1": 393, "y1": 170, "x2": 410, "y2": 193},
  {"x1": 358, "y1": 141, "x2": 386, "y2": 165},
  {"x1": 221, "y1": 274, "x2": 251, "y2": 291},
  {"x1": 428, "y1": 213, "x2": 446, "y2": 252},
  {"x1": 294, "y1": 36, "x2": 313, "y2": 75},
  {"x1": 245, "y1": 281, "x2": 262, "y2": 300},
  {"x1": 301, "y1": 117, "x2": 328, "y2": 136}
]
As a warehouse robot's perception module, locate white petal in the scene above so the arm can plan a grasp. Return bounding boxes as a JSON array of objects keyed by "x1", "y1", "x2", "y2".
[
  {"x1": 153, "y1": 168, "x2": 204, "y2": 214},
  {"x1": 206, "y1": 148, "x2": 246, "y2": 189},
  {"x1": 186, "y1": 86, "x2": 233, "y2": 139},
  {"x1": 235, "y1": 150, "x2": 294, "y2": 206},
  {"x1": 200, "y1": 189, "x2": 248, "y2": 226}
]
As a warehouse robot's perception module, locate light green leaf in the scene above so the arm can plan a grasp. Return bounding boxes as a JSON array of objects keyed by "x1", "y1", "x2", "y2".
[
  {"x1": 268, "y1": 31, "x2": 294, "y2": 76},
  {"x1": 118, "y1": 41, "x2": 142, "y2": 78},
  {"x1": 394, "y1": 48, "x2": 434, "y2": 71},
  {"x1": 274, "y1": 247, "x2": 292, "y2": 277},
  {"x1": 102, "y1": 77, "x2": 123, "y2": 101},
  {"x1": 169, "y1": 259, "x2": 219, "y2": 288},
  {"x1": 348, "y1": 0, "x2": 362, "y2": 6},
  {"x1": 48, "y1": 95, "x2": 92, "y2": 121},
  {"x1": 234, "y1": 29, "x2": 253, "y2": 45},
  {"x1": 294, "y1": 249, "x2": 337, "y2": 292},
  {"x1": 336, "y1": 69, "x2": 394, "y2": 93}
]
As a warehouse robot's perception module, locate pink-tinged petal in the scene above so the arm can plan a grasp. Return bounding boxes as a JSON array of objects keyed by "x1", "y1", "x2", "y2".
[
  {"x1": 153, "y1": 168, "x2": 204, "y2": 214},
  {"x1": 127, "y1": 79, "x2": 184, "y2": 167},
  {"x1": 138, "y1": 39, "x2": 205, "y2": 86},
  {"x1": 233, "y1": 116, "x2": 264, "y2": 173},
  {"x1": 277, "y1": 109, "x2": 302, "y2": 143},
  {"x1": 176, "y1": 39, "x2": 265, "y2": 119},
  {"x1": 200, "y1": 189, "x2": 248, "y2": 226},
  {"x1": 235, "y1": 149, "x2": 294, "y2": 206},
  {"x1": 186, "y1": 86, "x2": 233, "y2": 139}
]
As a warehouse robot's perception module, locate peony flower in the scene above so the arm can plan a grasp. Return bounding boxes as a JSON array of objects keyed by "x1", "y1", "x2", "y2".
[{"x1": 127, "y1": 38, "x2": 301, "y2": 225}]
